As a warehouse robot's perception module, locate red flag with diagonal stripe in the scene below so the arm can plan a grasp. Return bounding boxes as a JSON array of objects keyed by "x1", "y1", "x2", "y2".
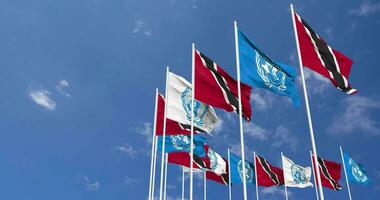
[
  {"x1": 293, "y1": 10, "x2": 357, "y2": 95},
  {"x1": 194, "y1": 49, "x2": 252, "y2": 121},
  {"x1": 255, "y1": 154, "x2": 284, "y2": 187},
  {"x1": 312, "y1": 155, "x2": 342, "y2": 190}
]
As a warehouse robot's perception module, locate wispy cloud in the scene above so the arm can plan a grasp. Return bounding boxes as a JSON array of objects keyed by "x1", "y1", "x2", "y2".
[
  {"x1": 83, "y1": 176, "x2": 100, "y2": 191},
  {"x1": 56, "y1": 79, "x2": 71, "y2": 97},
  {"x1": 114, "y1": 143, "x2": 138, "y2": 158},
  {"x1": 136, "y1": 122, "x2": 153, "y2": 143},
  {"x1": 350, "y1": 1, "x2": 380, "y2": 16},
  {"x1": 261, "y1": 187, "x2": 292, "y2": 198},
  {"x1": 250, "y1": 91, "x2": 275, "y2": 111},
  {"x1": 191, "y1": 0, "x2": 198, "y2": 9},
  {"x1": 124, "y1": 176, "x2": 141, "y2": 184},
  {"x1": 272, "y1": 126, "x2": 299, "y2": 152},
  {"x1": 301, "y1": 68, "x2": 330, "y2": 94},
  {"x1": 328, "y1": 96, "x2": 380, "y2": 136},
  {"x1": 212, "y1": 118, "x2": 224, "y2": 134},
  {"x1": 133, "y1": 19, "x2": 152, "y2": 37},
  {"x1": 244, "y1": 122, "x2": 269, "y2": 140},
  {"x1": 29, "y1": 88, "x2": 56, "y2": 111}
]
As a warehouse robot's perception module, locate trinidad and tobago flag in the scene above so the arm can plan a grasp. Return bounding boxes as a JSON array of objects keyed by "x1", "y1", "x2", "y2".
[
  {"x1": 312, "y1": 155, "x2": 342, "y2": 190},
  {"x1": 155, "y1": 93, "x2": 203, "y2": 136},
  {"x1": 293, "y1": 10, "x2": 357, "y2": 95},
  {"x1": 194, "y1": 49, "x2": 252, "y2": 121},
  {"x1": 255, "y1": 154, "x2": 284, "y2": 187}
]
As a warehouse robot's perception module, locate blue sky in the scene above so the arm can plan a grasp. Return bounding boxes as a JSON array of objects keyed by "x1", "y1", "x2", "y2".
[{"x1": 0, "y1": 0, "x2": 379, "y2": 199}]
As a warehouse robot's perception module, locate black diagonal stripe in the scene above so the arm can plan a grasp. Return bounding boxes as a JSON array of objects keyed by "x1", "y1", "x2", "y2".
[
  {"x1": 193, "y1": 153, "x2": 207, "y2": 169},
  {"x1": 178, "y1": 123, "x2": 204, "y2": 133},
  {"x1": 221, "y1": 173, "x2": 229, "y2": 185},
  {"x1": 257, "y1": 156, "x2": 280, "y2": 185},
  {"x1": 198, "y1": 52, "x2": 241, "y2": 116},
  {"x1": 317, "y1": 157, "x2": 341, "y2": 190},
  {"x1": 300, "y1": 19, "x2": 353, "y2": 93}
]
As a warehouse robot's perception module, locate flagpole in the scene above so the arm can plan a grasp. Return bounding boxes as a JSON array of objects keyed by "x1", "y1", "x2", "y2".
[
  {"x1": 281, "y1": 152, "x2": 289, "y2": 200},
  {"x1": 340, "y1": 146, "x2": 353, "y2": 200},
  {"x1": 159, "y1": 67, "x2": 170, "y2": 200},
  {"x1": 148, "y1": 89, "x2": 159, "y2": 200},
  {"x1": 290, "y1": 4, "x2": 325, "y2": 200},
  {"x1": 204, "y1": 171, "x2": 207, "y2": 200},
  {"x1": 228, "y1": 148, "x2": 232, "y2": 200},
  {"x1": 163, "y1": 153, "x2": 168, "y2": 200},
  {"x1": 310, "y1": 150, "x2": 320, "y2": 200},
  {"x1": 182, "y1": 167, "x2": 185, "y2": 200},
  {"x1": 152, "y1": 135, "x2": 158, "y2": 200},
  {"x1": 190, "y1": 42, "x2": 195, "y2": 200},
  {"x1": 253, "y1": 152, "x2": 259, "y2": 200},
  {"x1": 234, "y1": 20, "x2": 248, "y2": 200}
]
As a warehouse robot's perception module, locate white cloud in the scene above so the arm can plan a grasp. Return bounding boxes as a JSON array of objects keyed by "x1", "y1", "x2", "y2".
[
  {"x1": 29, "y1": 88, "x2": 56, "y2": 111},
  {"x1": 250, "y1": 91, "x2": 274, "y2": 111},
  {"x1": 83, "y1": 176, "x2": 100, "y2": 191},
  {"x1": 136, "y1": 122, "x2": 153, "y2": 143},
  {"x1": 244, "y1": 122, "x2": 269, "y2": 140},
  {"x1": 56, "y1": 79, "x2": 71, "y2": 97},
  {"x1": 261, "y1": 187, "x2": 292, "y2": 198},
  {"x1": 124, "y1": 177, "x2": 141, "y2": 184},
  {"x1": 301, "y1": 68, "x2": 330, "y2": 94},
  {"x1": 191, "y1": 0, "x2": 198, "y2": 8},
  {"x1": 133, "y1": 19, "x2": 152, "y2": 37},
  {"x1": 212, "y1": 118, "x2": 224, "y2": 134},
  {"x1": 324, "y1": 28, "x2": 333, "y2": 39},
  {"x1": 328, "y1": 96, "x2": 380, "y2": 135},
  {"x1": 272, "y1": 126, "x2": 298, "y2": 152},
  {"x1": 115, "y1": 143, "x2": 138, "y2": 158},
  {"x1": 350, "y1": 1, "x2": 380, "y2": 16}
]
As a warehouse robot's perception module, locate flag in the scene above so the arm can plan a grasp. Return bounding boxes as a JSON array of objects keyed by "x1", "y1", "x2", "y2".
[
  {"x1": 343, "y1": 152, "x2": 370, "y2": 185},
  {"x1": 206, "y1": 171, "x2": 229, "y2": 185},
  {"x1": 157, "y1": 134, "x2": 206, "y2": 157},
  {"x1": 282, "y1": 155, "x2": 313, "y2": 188},
  {"x1": 156, "y1": 93, "x2": 203, "y2": 136},
  {"x1": 255, "y1": 154, "x2": 284, "y2": 187},
  {"x1": 168, "y1": 152, "x2": 208, "y2": 170},
  {"x1": 238, "y1": 30, "x2": 300, "y2": 107},
  {"x1": 167, "y1": 72, "x2": 218, "y2": 133},
  {"x1": 194, "y1": 49, "x2": 252, "y2": 121},
  {"x1": 229, "y1": 153, "x2": 255, "y2": 184},
  {"x1": 312, "y1": 155, "x2": 342, "y2": 190},
  {"x1": 203, "y1": 145, "x2": 228, "y2": 176},
  {"x1": 293, "y1": 10, "x2": 357, "y2": 95}
]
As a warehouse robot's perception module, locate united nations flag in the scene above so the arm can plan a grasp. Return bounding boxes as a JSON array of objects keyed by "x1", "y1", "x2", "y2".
[
  {"x1": 343, "y1": 152, "x2": 371, "y2": 185},
  {"x1": 282, "y1": 155, "x2": 313, "y2": 188},
  {"x1": 238, "y1": 30, "x2": 300, "y2": 107},
  {"x1": 157, "y1": 134, "x2": 206, "y2": 157},
  {"x1": 230, "y1": 153, "x2": 255, "y2": 184}
]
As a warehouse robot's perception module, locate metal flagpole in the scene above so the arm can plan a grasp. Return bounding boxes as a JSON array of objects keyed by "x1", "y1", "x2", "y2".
[
  {"x1": 148, "y1": 89, "x2": 159, "y2": 200},
  {"x1": 310, "y1": 150, "x2": 320, "y2": 200},
  {"x1": 228, "y1": 148, "x2": 232, "y2": 200},
  {"x1": 182, "y1": 167, "x2": 185, "y2": 200},
  {"x1": 340, "y1": 146, "x2": 353, "y2": 200},
  {"x1": 290, "y1": 4, "x2": 325, "y2": 200},
  {"x1": 190, "y1": 43, "x2": 195, "y2": 200},
  {"x1": 253, "y1": 152, "x2": 259, "y2": 200},
  {"x1": 204, "y1": 171, "x2": 207, "y2": 200},
  {"x1": 233, "y1": 20, "x2": 248, "y2": 200},
  {"x1": 159, "y1": 67, "x2": 170, "y2": 200},
  {"x1": 281, "y1": 152, "x2": 289, "y2": 200},
  {"x1": 152, "y1": 135, "x2": 159, "y2": 200},
  {"x1": 163, "y1": 154, "x2": 168, "y2": 200}
]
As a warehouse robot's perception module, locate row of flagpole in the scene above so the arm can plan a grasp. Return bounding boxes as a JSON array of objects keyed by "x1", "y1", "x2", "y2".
[{"x1": 146, "y1": 4, "x2": 360, "y2": 200}]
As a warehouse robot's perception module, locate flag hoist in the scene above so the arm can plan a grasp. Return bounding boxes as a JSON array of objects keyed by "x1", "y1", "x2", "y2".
[
  {"x1": 290, "y1": 4, "x2": 325, "y2": 200},
  {"x1": 233, "y1": 20, "x2": 248, "y2": 200},
  {"x1": 190, "y1": 43, "x2": 195, "y2": 200},
  {"x1": 148, "y1": 89, "x2": 159, "y2": 200}
]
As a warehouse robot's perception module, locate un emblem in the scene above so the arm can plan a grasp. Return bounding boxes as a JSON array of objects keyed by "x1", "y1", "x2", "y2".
[
  {"x1": 237, "y1": 160, "x2": 254, "y2": 182},
  {"x1": 349, "y1": 158, "x2": 368, "y2": 183},
  {"x1": 181, "y1": 87, "x2": 210, "y2": 127},
  {"x1": 208, "y1": 149, "x2": 218, "y2": 171},
  {"x1": 255, "y1": 52, "x2": 286, "y2": 91},
  {"x1": 291, "y1": 164, "x2": 307, "y2": 184},
  {"x1": 170, "y1": 135, "x2": 191, "y2": 151}
]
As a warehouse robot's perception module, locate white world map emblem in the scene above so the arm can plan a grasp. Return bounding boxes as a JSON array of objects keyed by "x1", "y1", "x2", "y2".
[
  {"x1": 349, "y1": 158, "x2": 368, "y2": 183},
  {"x1": 170, "y1": 135, "x2": 191, "y2": 151},
  {"x1": 181, "y1": 87, "x2": 211, "y2": 127},
  {"x1": 255, "y1": 51, "x2": 287, "y2": 91},
  {"x1": 291, "y1": 164, "x2": 307, "y2": 184},
  {"x1": 237, "y1": 160, "x2": 254, "y2": 182}
]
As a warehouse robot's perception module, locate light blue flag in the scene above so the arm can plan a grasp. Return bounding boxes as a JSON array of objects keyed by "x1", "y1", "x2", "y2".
[
  {"x1": 343, "y1": 152, "x2": 371, "y2": 185},
  {"x1": 238, "y1": 30, "x2": 300, "y2": 107},
  {"x1": 157, "y1": 134, "x2": 206, "y2": 157},
  {"x1": 229, "y1": 153, "x2": 255, "y2": 184}
]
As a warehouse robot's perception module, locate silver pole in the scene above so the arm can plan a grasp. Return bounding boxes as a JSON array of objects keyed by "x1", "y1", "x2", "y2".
[
  {"x1": 233, "y1": 20, "x2": 248, "y2": 200},
  {"x1": 290, "y1": 4, "x2": 324, "y2": 200},
  {"x1": 340, "y1": 146, "x2": 353, "y2": 200},
  {"x1": 310, "y1": 150, "x2": 320, "y2": 200},
  {"x1": 163, "y1": 154, "x2": 168, "y2": 200},
  {"x1": 254, "y1": 152, "x2": 259, "y2": 200},
  {"x1": 182, "y1": 167, "x2": 185, "y2": 200},
  {"x1": 190, "y1": 43, "x2": 195, "y2": 200},
  {"x1": 204, "y1": 171, "x2": 207, "y2": 200},
  {"x1": 281, "y1": 152, "x2": 289, "y2": 200},
  {"x1": 151, "y1": 136, "x2": 158, "y2": 200},
  {"x1": 148, "y1": 89, "x2": 159, "y2": 200},
  {"x1": 159, "y1": 67, "x2": 170, "y2": 200},
  {"x1": 228, "y1": 148, "x2": 232, "y2": 200}
]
